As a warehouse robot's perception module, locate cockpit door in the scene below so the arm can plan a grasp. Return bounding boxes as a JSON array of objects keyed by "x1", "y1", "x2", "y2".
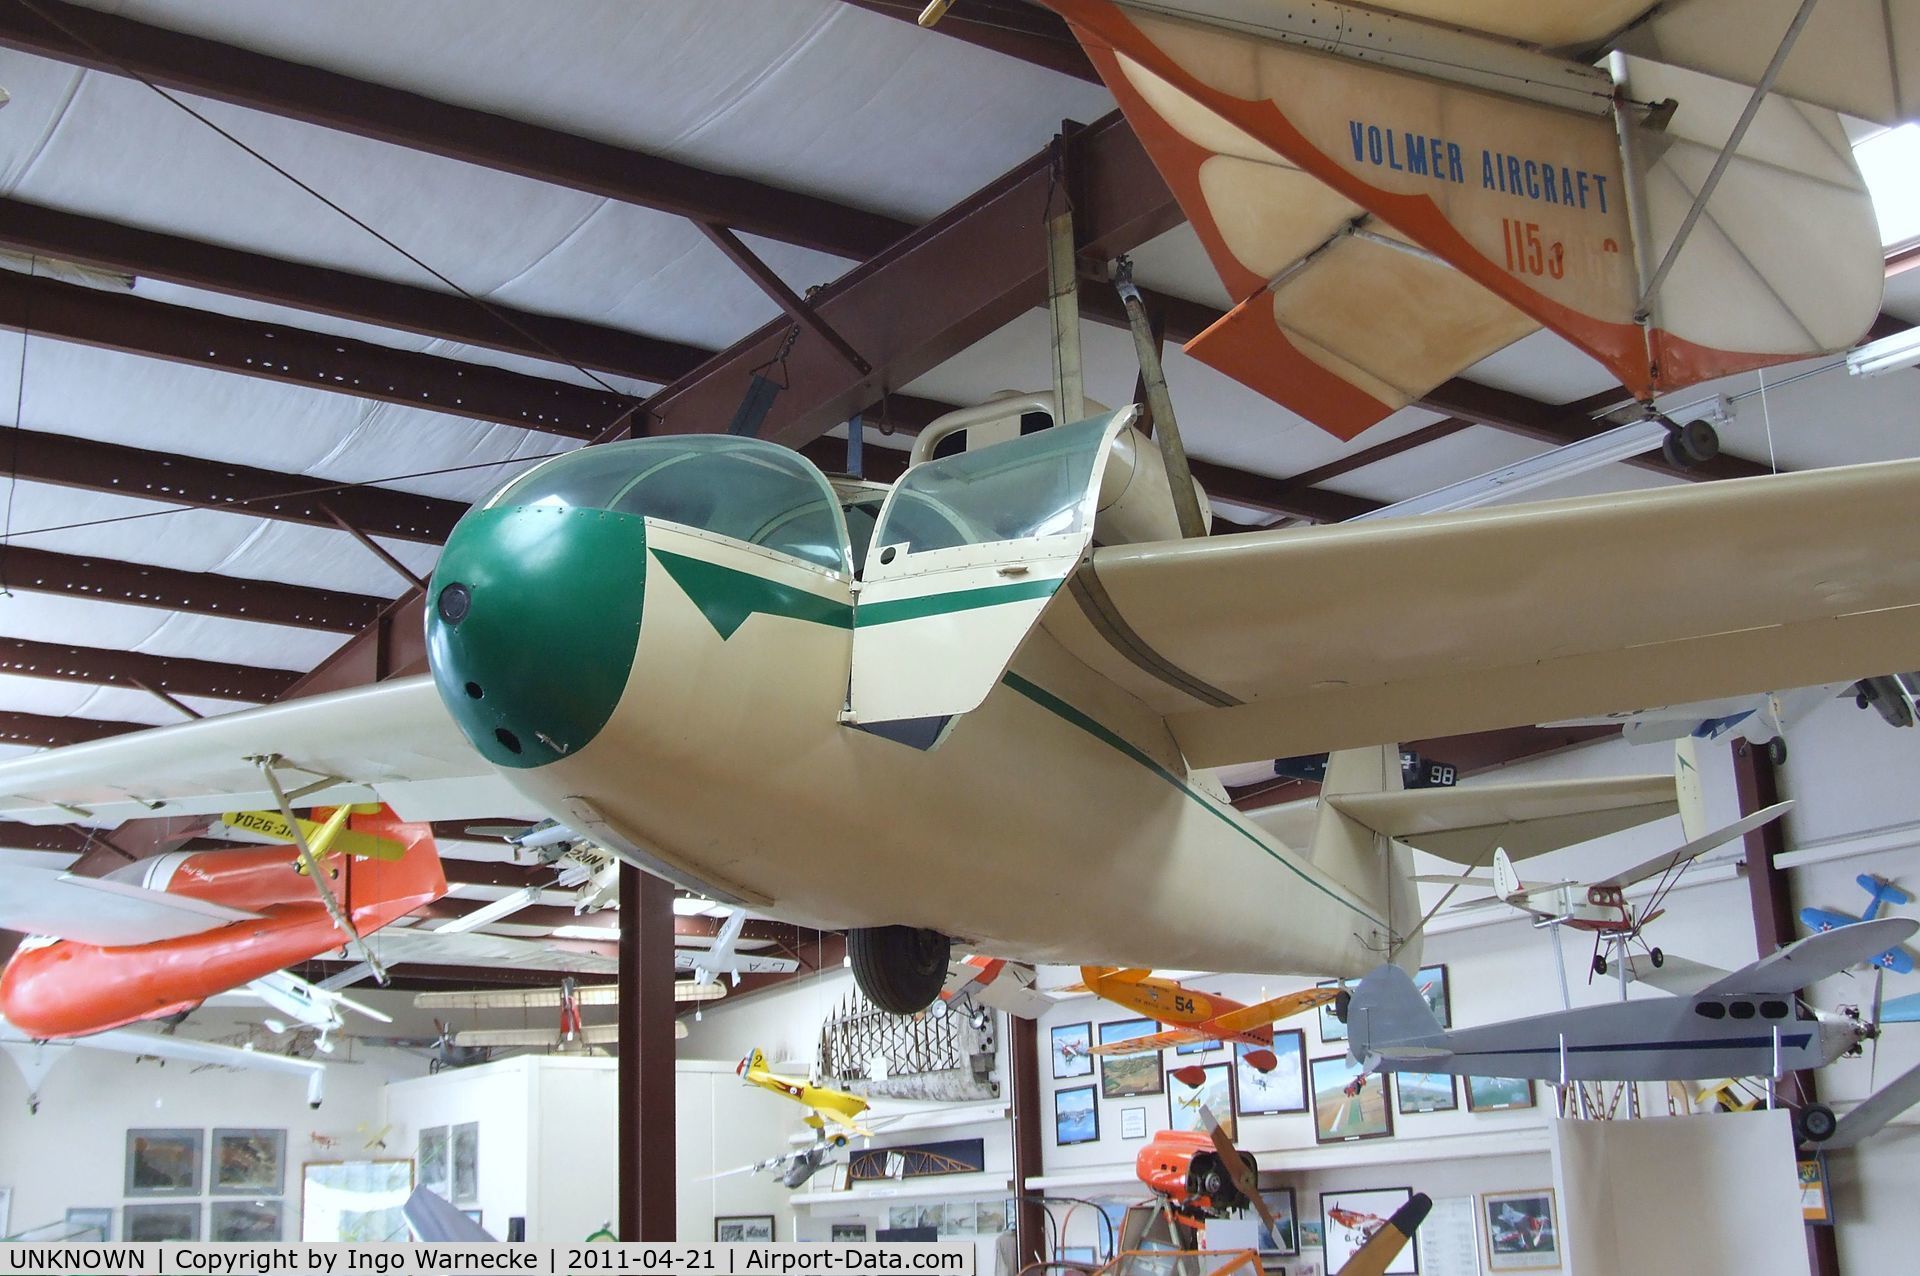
[{"x1": 847, "y1": 407, "x2": 1137, "y2": 743}]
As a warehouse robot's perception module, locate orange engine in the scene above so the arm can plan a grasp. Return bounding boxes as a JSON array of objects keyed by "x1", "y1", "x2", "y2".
[{"x1": 1135, "y1": 1129, "x2": 1253, "y2": 1221}]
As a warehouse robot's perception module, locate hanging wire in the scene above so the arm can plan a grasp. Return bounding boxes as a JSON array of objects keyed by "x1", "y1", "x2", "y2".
[{"x1": 0, "y1": 254, "x2": 30, "y2": 597}]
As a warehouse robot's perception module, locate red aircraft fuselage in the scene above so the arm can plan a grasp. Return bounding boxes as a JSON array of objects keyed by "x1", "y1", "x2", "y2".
[{"x1": 0, "y1": 808, "x2": 444, "y2": 1038}]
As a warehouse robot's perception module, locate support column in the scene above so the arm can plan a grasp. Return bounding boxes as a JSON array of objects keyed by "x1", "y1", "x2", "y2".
[
  {"x1": 1010, "y1": 1014, "x2": 1046, "y2": 1268},
  {"x1": 618, "y1": 864, "x2": 678, "y2": 1240},
  {"x1": 1731, "y1": 744, "x2": 1840, "y2": 1276}
]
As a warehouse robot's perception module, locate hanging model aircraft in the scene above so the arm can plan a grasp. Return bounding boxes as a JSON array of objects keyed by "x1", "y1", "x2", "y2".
[
  {"x1": 1801, "y1": 876, "x2": 1919, "y2": 975},
  {"x1": 0, "y1": 395, "x2": 1918, "y2": 1014},
  {"x1": 941, "y1": 955, "x2": 1058, "y2": 1019},
  {"x1": 1074, "y1": 965, "x2": 1334, "y2": 1073},
  {"x1": 412, "y1": 981, "x2": 699, "y2": 1056},
  {"x1": 1422, "y1": 801, "x2": 1794, "y2": 978},
  {"x1": 1546, "y1": 677, "x2": 1918, "y2": 766},
  {"x1": 0, "y1": 803, "x2": 443, "y2": 1040},
  {"x1": 737, "y1": 1047, "x2": 878, "y2": 1138},
  {"x1": 0, "y1": 1016, "x2": 331, "y2": 1113},
  {"x1": 1344, "y1": 917, "x2": 1918, "y2": 1116},
  {"x1": 1034, "y1": 0, "x2": 1900, "y2": 441}
]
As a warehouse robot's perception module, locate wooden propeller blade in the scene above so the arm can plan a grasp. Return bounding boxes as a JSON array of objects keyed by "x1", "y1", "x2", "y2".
[
  {"x1": 1336, "y1": 1194, "x2": 1432, "y2": 1276},
  {"x1": 1200, "y1": 1104, "x2": 1277, "y2": 1234}
]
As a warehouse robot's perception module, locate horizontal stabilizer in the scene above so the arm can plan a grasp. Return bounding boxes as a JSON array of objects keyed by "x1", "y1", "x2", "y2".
[
  {"x1": 1701, "y1": 917, "x2": 1919, "y2": 998},
  {"x1": 1826, "y1": 1059, "x2": 1920, "y2": 1149},
  {"x1": 1329, "y1": 774, "x2": 1677, "y2": 864},
  {"x1": 0, "y1": 863, "x2": 259, "y2": 946}
]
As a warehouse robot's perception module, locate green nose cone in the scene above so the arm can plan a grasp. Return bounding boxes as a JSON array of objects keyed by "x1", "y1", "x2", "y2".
[{"x1": 427, "y1": 504, "x2": 647, "y2": 769}]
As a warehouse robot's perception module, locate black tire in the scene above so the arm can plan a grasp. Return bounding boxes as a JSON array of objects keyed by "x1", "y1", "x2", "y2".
[
  {"x1": 1766, "y1": 738, "x2": 1788, "y2": 768},
  {"x1": 1796, "y1": 1103, "x2": 1838, "y2": 1145},
  {"x1": 1651, "y1": 948, "x2": 1665, "y2": 968},
  {"x1": 848, "y1": 925, "x2": 951, "y2": 1014},
  {"x1": 1661, "y1": 419, "x2": 1721, "y2": 469},
  {"x1": 1334, "y1": 989, "x2": 1351, "y2": 1023},
  {"x1": 1593, "y1": 955, "x2": 1609, "y2": 976}
]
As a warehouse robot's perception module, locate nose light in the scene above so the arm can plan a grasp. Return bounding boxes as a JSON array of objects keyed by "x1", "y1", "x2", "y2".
[{"x1": 437, "y1": 582, "x2": 472, "y2": 624}]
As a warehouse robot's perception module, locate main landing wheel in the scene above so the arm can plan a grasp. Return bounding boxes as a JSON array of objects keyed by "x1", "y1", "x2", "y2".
[
  {"x1": 1650, "y1": 948, "x2": 1665, "y2": 968},
  {"x1": 1795, "y1": 1103, "x2": 1838, "y2": 1145},
  {"x1": 1766, "y1": 738, "x2": 1789, "y2": 767},
  {"x1": 1334, "y1": 989, "x2": 1351, "y2": 1024},
  {"x1": 1593, "y1": 955, "x2": 1609, "y2": 976},
  {"x1": 848, "y1": 924, "x2": 951, "y2": 1014}
]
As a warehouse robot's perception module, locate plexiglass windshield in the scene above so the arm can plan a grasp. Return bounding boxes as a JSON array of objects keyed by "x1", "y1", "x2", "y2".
[
  {"x1": 872, "y1": 417, "x2": 1109, "y2": 555},
  {"x1": 489, "y1": 437, "x2": 849, "y2": 573}
]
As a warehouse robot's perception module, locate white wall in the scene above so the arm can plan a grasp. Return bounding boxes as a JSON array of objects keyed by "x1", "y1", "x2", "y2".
[{"x1": 0, "y1": 1009, "x2": 414, "y2": 1241}]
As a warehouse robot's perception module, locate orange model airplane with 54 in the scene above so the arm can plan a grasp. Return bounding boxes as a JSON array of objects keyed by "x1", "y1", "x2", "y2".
[{"x1": 1078, "y1": 966, "x2": 1335, "y2": 1079}]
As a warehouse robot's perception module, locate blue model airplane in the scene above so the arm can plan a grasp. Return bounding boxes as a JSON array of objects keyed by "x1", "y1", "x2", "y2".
[{"x1": 1801, "y1": 876, "x2": 1917, "y2": 974}]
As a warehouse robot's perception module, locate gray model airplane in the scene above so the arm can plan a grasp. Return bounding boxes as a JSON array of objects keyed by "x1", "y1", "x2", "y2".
[{"x1": 1345, "y1": 917, "x2": 1917, "y2": 1085}]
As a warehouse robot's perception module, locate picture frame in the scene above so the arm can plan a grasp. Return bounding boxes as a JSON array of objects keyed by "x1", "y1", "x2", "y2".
[
  {"x1": 1321, "y1": 1188, "x2": 1416, "y2": 1275},
  {"x1": 210, "y1": 1200, "x2": 284, "y2": 1243},
  {"x1": 1798, "y1": 1156, "x2": 1832, "y2": 1225},
  {"x1": 1309, "y1": 1056, "x2": 1393, "y2": 1144},
  {"x1": 1096, "y1": 1018, "x2": 1165, "y2": 1097},
  {"x1": 417, "y1": 1126, "x2": 450, "y2": 1197},
  {"x1": 1052, "y1": 1022, "x2": 1094, "y2": 1079},
  {"x1": 1415, "y1": 964, "x2": 1452, "y2": 1028},
  {"x1": 301, "y1": 1160, "x2": 414, "y2": 1242},
  {"x1": 123, "y1": 1203, "x2": 202, "y2": 1242},
  {"x1": 463, "y1": 1211, "x2": 485, "y2": 1228},
  {"x1": 64, "y1": 1208, "x2": 112, "y2": 1242},
  {"x1": 1256, "y1": 1188, "x2": 1299, "y2": 1256},
  {"x1": 212, "y1": 1128, "x2": 286, "y2": 1196},
  {"x1": 832, "y1": 1223, "x2": 870, "y2": 1242},
  {"x1": 125, "y1": 1129, "x2": 204, "y2": 1197},
  {"x1": 941, "y1": 1202, "x2": 977, "y2": 1237},
  {"x1": 1168, "y1": 1061, "x2": 1235, "y2": 1137},
  {"x1": 451, "y1": 1121, "x2": 480, "y2": 1203},
  {"x1": 715, "y1": 1215, "x2": 776, "y2": 1243},
  {"x1": 1394, "y1": 1071, "x2": 1458, "y2": 1115},
  {"x1": 1482, "y1": 1189, "x2": 1560, "y2": 1270},
  {"x1": 1120, "y1": 1106, "x2": 1147, "y2": 1140},
  {"x1": 1236, "y1": 1032, "x2": 1308, "y2": 1115},
  {"x1": 976, "y1": 1200, "x2": 1008, "y2": 1235},
  {"x1": 1315, "y1": 980, "x2": 1355, "y2": 1043},
  {"x1": 1055, "y1": 1084, "x2": 1100, "y2": 1145},
  {"x1": 1466, "y1": 1076, "x2": 1536, "y2": 1113}
]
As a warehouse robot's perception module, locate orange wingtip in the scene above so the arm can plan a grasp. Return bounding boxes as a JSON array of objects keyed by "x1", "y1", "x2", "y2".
[{"x1": 1186, "y1": 301, "x2": 1398, "y2": 442}]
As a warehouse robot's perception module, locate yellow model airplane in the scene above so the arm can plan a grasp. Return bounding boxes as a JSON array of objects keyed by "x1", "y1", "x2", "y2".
[
  {"x1": 1078, "y1": 966, "x2": 1334, "y2": 1075},
  {"x1": 737, "y1": 1047, "x2": 876, "y2": 1139}
]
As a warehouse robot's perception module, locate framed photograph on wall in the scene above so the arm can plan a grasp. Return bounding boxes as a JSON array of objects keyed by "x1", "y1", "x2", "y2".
[
  {"x1": 1394, "y1": 1071, "x2": 1458, "y2": 1115},
  {"x1": 1314, "y1": 980, "x2": 1358, "y2": 1042},
  {"x1": 1052, "y1": 1022, "x2": 1094, "y2": 1079},
  {"x1": 1309, "y1": 1056, "x2": 1393, "y2": 1144},
  {"x1": 1167, "y1": 1061, "x2": 1234, "y2": 1136},
  {"x1": 832, "y1": 1223, "x2": 870, "y2": 1242},
  {"x1": 212, "y1": 1128, "x2": 285, "y2": 1196},
  {"x1": 715, "y1": 1216, "x2": 775, "y2": 1243},
  {"x1": 1120, "y1": 1106, "x2": 1147, "y2": 1140},
  {"x1": 1466, "y1": 1076, "x2": 1536, "y2": 1113},
  {"x1": 417, "y1": 1126, "x2": 450, "y2": 1197},
  {"x1": 123, "y1": 1203, "x2": 202, "y2": 1242},
  {"x1": 451, "y1": 1122, "x2": 480, "y2": 1203},
  {"x1": 64, "y1": 1208, "x2": 112, "y2": 1242},
  {"x1": 1096, "y1": 1019, "x2": 1164, "y2": 1098},
  {"x1": 125, "y1": 1129, "x2": 203, "y2": 1196},
  {"x1": 1482, "y1": 1189, "x2": 1560, "y2": 1270},
  {"x1": 1322, "y1": 1188, "x2": 1415, "y2": 1275},
  {"x1": 1415, "y1": 964, "x2": 1452, "y2": 1028},
  {"x1": 1256, "y1": 1188, "x2": 1299, "y2": 1256},
  {"x1": 1236, "y1": 1032, "x2": 1308, "y2": 1115},
  {"x1": 1055, "y1": 1085, "x2": 1100, "y2": 1145},
  {"x1": 211, "y1": 1200, "x2": 284, "y2": 1243}
]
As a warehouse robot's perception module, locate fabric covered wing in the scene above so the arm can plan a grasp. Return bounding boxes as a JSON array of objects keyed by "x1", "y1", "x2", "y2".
[
  {"x1": 1701, "y1": 917, "x2": 1918, "y2": 997},
  {"x1": 1613, "y1": 0, "x2": 1920, "y2": 127},
  {"x1": 0, "y1": 864, "x2": 260, "y2": 945},
  {"x1": 1040, "y1": 458, "x2": 1920, "y2": 768},
  {"x1": 1207, "y1": 987, "x2": 1336, "y2": 1033},
  {"x1": 361, "y1": 927, "x2": 618, "y2": 975},
  {"x1": 0, "y1": 675, "x2": 522, "y2": 826},
  {"x1": 1329, "y1": 775, "x2": 1676, "y2": 864}
]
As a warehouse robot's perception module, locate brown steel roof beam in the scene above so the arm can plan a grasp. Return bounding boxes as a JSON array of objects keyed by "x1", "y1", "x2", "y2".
[
  {"x1": 1, "y1": 635, "x2": 297, "y2": 702},
  {"x1": 698, "y1": 222, "x2": 872, "y2": 375},
  {"x1": 0, "y1": 198, "x2": 709, "y2": 385},
  {"x1": 0, "y1": 709, "x2": 144, "y2": 749},
  {"x1": 0, "y1": 544, "x2": 385, "y2": 632},
  {"x1": 5, "y1": 428, "x2": 465, "y2": 543},
  {"x1": 0, "y1": 271, "x2": 638, "y2": 438},
  {"x1": 0, "y1": 0, "x2": 912, "y2": 261}
]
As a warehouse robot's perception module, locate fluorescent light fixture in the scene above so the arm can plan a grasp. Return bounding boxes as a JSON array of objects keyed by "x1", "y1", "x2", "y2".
[
  {"x1": 1356, "y1": 417, "x2": 1668, "y2": 521},
  {"x1": 431, "y1": 885, "x2": 542, "y2": 935},
  {"x1": 671, "y1": 896, "x2": 730, "y2": 917},
  {"x1": 551, "y1": 923, "x2": 620, "y2": 941},
  {"x1": 1847, "y1": 326, "x2": 1920, "y2": 378},
  {"x1": 1856, "y1": 123, "x2": 1920, "y2": 251}
]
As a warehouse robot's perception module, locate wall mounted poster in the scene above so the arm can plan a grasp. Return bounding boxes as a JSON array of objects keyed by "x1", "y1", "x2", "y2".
[
  {"x1": 1120, "y1": 1106, "x2": 1147, "y2": 1140},
  {"x1": 1168, "y1": 1061, "x2": 1234, "y2": 1137},
  {"x1": 451, "y1": 1122, "x2": 479, "y2": 1203},
  {"x1": 1416, "y1": 965, "x2": 1452, "y2": 1028},
  {"x1": 417, "y1": 1126, "x2": 450, "y2": 1198},
  {"x1": 715, "y1": 1216, "x2": 775, "y2": 1242},
  {"x1": 1055, "y1": 1085, "x2": 1099, "y2": 1145},
  {"x1": 1320, "y1": 1188, "x2": 1416, "y2": 1276},
  {"x1": 211, "y1": 1200, "x2": 284, "y2": 1243},
  {"x1": 1482, "y1": 1190, "x2": 1559, "y2": 1270},
  {"x1": 1236, "y1": 1033, "x2": 1308, "y2": 1115},
  {"x1": 1395, "y1": 1071, "x2": 1458, "y2": 1115},
  {"x1": 1418, "y1": 1196, "x2": 1481, "y2": 1276},
  {"x1": 123, "y1": 1204, "x2": 201, "y2": 1242},
  {"x1": 212, "y1": 1128, "x2": 285, "y2": 1195},
  {"x1": 1097, "y1": 1019, "x2": 1164, "y2": 1097},
  {"x1": 1052, "y1": 1023, "x2": 1094, "y2": 1079},
  {"x1": 1256, "y1": 1189, "x2": 1298, "y2": 1256},
  {"x1": 125, "y1": 1129, "x2": 203, "y2": 1196},
  {"x1": 1466, "y1": 1076, "x2": 1536, "y2": 1113},
  {"x1": 1309, "y1": 1056, "x2": 1393, "y2": 1144}
]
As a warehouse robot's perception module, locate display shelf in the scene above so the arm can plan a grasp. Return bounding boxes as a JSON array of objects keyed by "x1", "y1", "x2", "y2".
[
  {"x1": 1027, "y1": 1126, "x2": 1550, "y2": 1192},
  {"x1": 785, "y1": 1101, "x2": 1009, "y2": 1146},
  {"x1": 791, "y1": 1171, "x2": 1012, "y2": 1206}
]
